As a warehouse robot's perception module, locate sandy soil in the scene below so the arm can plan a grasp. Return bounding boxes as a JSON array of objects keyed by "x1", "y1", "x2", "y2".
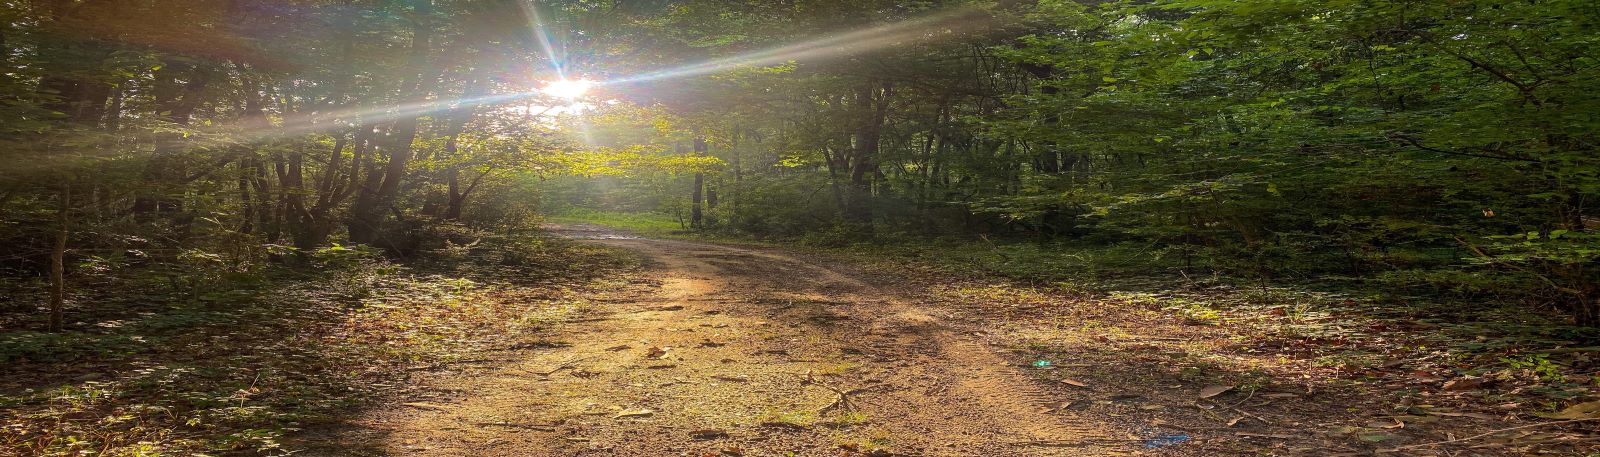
[{"x1": 302, "y1": 224, "x2": 1145, "y2": 456}]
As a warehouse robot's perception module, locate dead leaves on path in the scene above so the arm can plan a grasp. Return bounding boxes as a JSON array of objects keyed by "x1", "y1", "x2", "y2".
[
  {"x1": 614, "y1": 408, "x2": 655, "y2": 419},
  {"x1": 402, "y1": 401, "x2": 451, "y2": 411},
  {"x1": 1198, "y1": 384, "x2": 1234, "y2": 399},
  {"x1": 1541, "y1": 401, "x2": 1600, "y2": 420},
  {"x1": 688, "y1": 428, "x2": 729, "y2": 439},
  {"x1": 646, "y1": 346, "x2": 670, "y2": 359}
]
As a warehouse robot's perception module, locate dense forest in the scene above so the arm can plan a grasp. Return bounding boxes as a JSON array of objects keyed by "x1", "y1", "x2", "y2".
[
  {"x1": 552, "y1": 0, "x2": 1600, "y2": 326},
  {"x1": 3, "y1": 0, "x2": 1600, "y2": 455}
]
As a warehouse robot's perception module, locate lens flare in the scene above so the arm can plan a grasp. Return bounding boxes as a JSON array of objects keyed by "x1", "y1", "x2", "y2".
[
  {"x1": 158, "y1": 7, "x2": 989, "y2": 148},
  {"x1": 541, "y1": 79, "x2": 592, "y2": 100},
  {"x1": 604, "y1": 7, "x2": 991, "y2": 86}
]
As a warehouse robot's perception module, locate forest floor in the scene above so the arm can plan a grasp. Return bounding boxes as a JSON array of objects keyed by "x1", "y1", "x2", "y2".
[{"x1": 292, "y1": 223, "x2": 1599, "y2": 457}]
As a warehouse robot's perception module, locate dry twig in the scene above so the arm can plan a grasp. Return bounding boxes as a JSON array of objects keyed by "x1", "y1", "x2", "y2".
[{"x1": 1379, "y1": 418, "x2": 1600, "y2": 452}]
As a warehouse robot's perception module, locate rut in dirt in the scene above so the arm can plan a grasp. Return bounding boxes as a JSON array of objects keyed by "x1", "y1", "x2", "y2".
[{"x1": 308, "y1": 225, "x2": 1139, "y2": 456}]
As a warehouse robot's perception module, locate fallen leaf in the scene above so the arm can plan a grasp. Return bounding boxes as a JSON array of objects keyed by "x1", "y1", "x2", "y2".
[
  {"x1": 1046, "y1": 400, "x2": 1076, "y2": 412},
  {"x1": 1442, "y1": 377, "x2": 1485, "y2": 391},
  {"x1": 1409, "y1": 370, "x2": 1444, "y2": 382},
  {"x1": 1327, "y1": 425, "x2": 1363, "y2": 436},
  {"x1": 614, "y1": 409, "x2": 654, "y2": 419},
  {"x1": 1391, "y1": 415, "x2": 1439, "y2": 425},
  {"x1": 1199, "y1": 385, "x2": 1235, "y2": 399},
  {"x1": 1539, "y1": 400, "x2": 1600, "y2": 419},
  {"x1": 1364, "y1": 419, "x2": 1404, "y2": 429},
  {"x1": 402, "y1": 402, "x2": 449, "y2": 411},
  {"x1": 1061, "y1": 378, "x2": 1089, "y2": 387},
  {"x1": 1358, "y1": 433, "x2": 1395, "y2": 442},
  {"x1": 1426, "y1": 410, "x2": 1496, "y2": 420},
  {"x1": 646, "y1": 347, "x2": 668, "y2": 359},
  {"x1": 1236, "y1": 432, "x2": 1295, "y2": 439}
]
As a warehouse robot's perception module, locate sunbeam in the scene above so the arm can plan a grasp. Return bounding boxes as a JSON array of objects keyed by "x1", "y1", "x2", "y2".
[
  {"x1": 175, "y1": 7, "x2": 992, "y2": 145},
  {"x1": 603, "y1": 6, "x2": 992, "y2": 86},
  {"x1": 264, "y1": 91, "x2": 539, "y2": 139},
  {"x1": 521, "y1": 1, "x2": 567, "y2": 80}
]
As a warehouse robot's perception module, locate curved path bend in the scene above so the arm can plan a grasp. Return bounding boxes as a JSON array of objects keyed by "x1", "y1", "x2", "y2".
[{"x1": 315, "y1": 224, "x2": 1137, "y2": 456}]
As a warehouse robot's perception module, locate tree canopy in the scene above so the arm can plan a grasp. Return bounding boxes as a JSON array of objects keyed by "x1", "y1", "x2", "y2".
[{"x1": 2, "y1": 0, "x2": 1599, "y2": 328}]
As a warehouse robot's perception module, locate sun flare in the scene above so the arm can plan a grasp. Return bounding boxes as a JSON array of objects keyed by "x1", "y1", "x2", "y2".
[{"x1": 540, "y1": 79, "x2": 593, "y2": 100}]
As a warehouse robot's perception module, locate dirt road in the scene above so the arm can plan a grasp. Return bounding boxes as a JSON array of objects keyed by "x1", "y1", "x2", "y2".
[{"x1": 309, "y1": 225, "x2": 1142, "y2": 456}]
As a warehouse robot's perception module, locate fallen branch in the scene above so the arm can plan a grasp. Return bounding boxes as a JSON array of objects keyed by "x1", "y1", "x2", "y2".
[
  {"x1": 802, "y1": 370, "x2": 890, "y2": 413},
  {"x1": 1226, "y1": 404, "x2": 1272, "y2": 426},
  {"x1": 1380, "y1": 418, "x2": 1600, "y2": 452},
  {"x1": 803, "y1": 370, "x2": 855, "y2": 412}
]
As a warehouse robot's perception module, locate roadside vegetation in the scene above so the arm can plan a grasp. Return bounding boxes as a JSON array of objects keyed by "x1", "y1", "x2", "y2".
[
  {"x1": 555, "y1": 209, "x2": 1600, "y2": 453},
  {"x1": 3, "y1": 0, "x2": 1599, "y2": 455},
  {"x1": 1, "y1": 233, "x2": 633, "y2": 455}
]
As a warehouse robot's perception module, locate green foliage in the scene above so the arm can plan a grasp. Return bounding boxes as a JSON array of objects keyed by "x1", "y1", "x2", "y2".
[
  {"x1": 554, "y1": 0, "x2": 1600, "y2": 325},
  {"x1": 547, "y1": 209, "x2": 686, "y2": 234}
]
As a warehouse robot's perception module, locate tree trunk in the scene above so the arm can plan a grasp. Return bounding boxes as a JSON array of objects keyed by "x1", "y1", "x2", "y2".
[
  {"x1": 48, "y1": 184, "x2": 69, "y2": 332},
  {"x1": 691, "y1": 173, "x2": 704, "y2": 229},
  {"x1": 133, "y1": 61, "x2": 211, "y2": 221},
  {"x1": 844, "y1": 82, "x2": 891, "y2": 225},
  {"x1": 440, "y1": 77, "x2": 486, "y2": 222},
  {"x1": 444, "y1": 167, "x2": 489, "y2": 221},
  {"x1": 690, "y1": 137, "x2": 707, "y2": 229},
  {"x1": 348, "y1": 0, "x2": 435, "y2": 246},
  {"x1": 238, "y1": 156, "x2": 254, "y2": 234},
  {"x1": 707, "y1": 179, "x2": 719, "y2": 210}
]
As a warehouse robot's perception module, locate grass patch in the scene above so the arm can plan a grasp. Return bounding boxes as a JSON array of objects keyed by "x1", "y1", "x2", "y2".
[
  {"x1": 545, "y1": 209, "x2": 686, "y2": 236},
  {"x1": 826, "y1": 411, "x2": 870, "y2": 427}
]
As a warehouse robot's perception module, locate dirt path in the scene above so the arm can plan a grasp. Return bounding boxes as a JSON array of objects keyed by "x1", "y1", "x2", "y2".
[{"x1": 308, "y1": 225, "x2": 1141, "y2": 456}]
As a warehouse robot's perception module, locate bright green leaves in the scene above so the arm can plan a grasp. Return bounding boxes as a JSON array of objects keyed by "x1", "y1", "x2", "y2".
[
  {"x1": 560, "y1": 145, "x2": 726, "y2": 178},
  {"x1": 688, "y1": 34, "x2": 750, "y2": 48}
]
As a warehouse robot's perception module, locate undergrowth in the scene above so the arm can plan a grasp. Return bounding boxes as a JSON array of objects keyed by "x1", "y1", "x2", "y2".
[{"x1": 0, "y1": 233, "x2": 635, "y2": 456}]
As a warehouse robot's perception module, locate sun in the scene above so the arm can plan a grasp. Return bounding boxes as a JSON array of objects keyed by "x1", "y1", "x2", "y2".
[{"x1": 540, "y1": 78, "x2": 593, "y2": 100}]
